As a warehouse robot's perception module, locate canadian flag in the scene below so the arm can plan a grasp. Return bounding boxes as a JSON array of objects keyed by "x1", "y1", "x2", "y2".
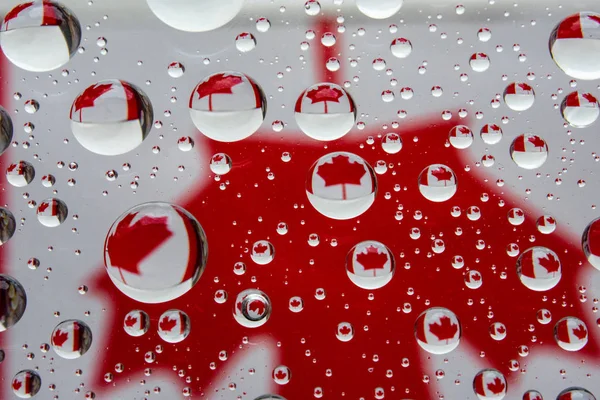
[
  {"x1": 553, "y1": 12, "x2": 600, "y2": 40},
  {"x1": 123, "y1": 310, "x2": 149, "y2": 337},
  {"x1": 480, "y1": 123, "x2": 503, "y2": 144},
  {"x1": 51, "y1": 319, "x2": 92, "y2": 359},
  {"x1": 554, "y1": 317, "x2": 588, "y2": 351},
  {"x1": 557, "y1": 387, "x2": 597, "y2": 400},
  {"x1": 511, "y1": 133, "x2": 547, "y2": 152},
  {"x1": 561, "y1": 91, "x2": 599, "y2": 127},
  {"x1": 505, "y1": 82, "x2": 534, "y2": 96},
  {"x1": 346, "y1": 241, "x2": 395, "y2": 290},
  {"x1": 36, "y1": 198, "x2": 67, "y2": 228},
  {"x1": 517, "y1": 247, "x2": 562, "y2": 288},
  {"x1": 419, "y1": 164, "x2": 456, "y2": 187},
  {"x1": 414, "y1": 308, "x2": 461, "y2": 355},
  {"x1": 12, "y1": 369, "x2": 40, "y2": 398},
  {"x1": 473, "y1": 369, "x2": 507, "y2": 399},
  {"x1": 103, "y1": 202, "x2": 206, "y2": 304},
  {"x1": 448, "y1": 125, "x2": 473, "y2": 149},
  {"x1": 157, "y1": 309, "x2": 189, "y2": 343},
  {"x1": 522, "y1": 390, "x2": 543, "y2": 400},
  {"x1": 6, "y1": 161, "x2": 34, "y2": 187},
  {"x1": 0, "y1": 1, "x2": 80, "y2": 72}
]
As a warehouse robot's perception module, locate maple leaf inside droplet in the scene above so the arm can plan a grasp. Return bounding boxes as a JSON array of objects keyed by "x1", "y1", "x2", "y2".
[
  {"x1": 124, "y1": 315, "x2": 137, "y2": 328},
  {"x1": 428, "y1": 315, "x2": 458, "y2": 342},
  {"x1": 496, "y1": 325, "x2": 506, "y2": 334},
  {"x1": 582, "y1": 93, "x2": 598, "y2": 104},
  {"x1": 486, "y1": 377, "x2": 505, "y2": 394},
  {"x1": 105, "y1": 213, "x2": 173, "y2": 281},
  {"x1": 572, "y1": 324, "x2": 588, "y2": 340},
  {"x1": 316, "y1": 154, "x2": 367, "y2": 200},
  {"x1": 248, "y1": 299, "x2": 265, "y2": 316},
  {"x1": 471, "y1": 273, "x2": 481, "y2": 281},
  {"x1": 253, "y1": 243, "x2": 268, "y2": 254},
  {"x1": 517, "y1": 83, "x2": 532, "y2": 92},
  {"x1": 73, "y1": 83, "x2": 114, "y2": 115},
  {"x1": 305, "y1": 84, "x2": 344, "y2": 113},
  {"x1": 537, "y1": 253, "x2": 560, "y2": 274},
  {"x1": 527, "y1": 135, "x2": 546, "y2": 151},
  {"x1": 290, "y1": 299, "x2": 301, "y2": 308},
  {"x1": 431, "y1": 167, "x2": 453, "y2": 186},
  {"x1": 355, "y1": 246, "x2": 389, "y2": 277},
  {"x1": 159, "y1": 316, "x2": 177, "y2": 333},
  {"x1": 274, "y1": 370, "x2": 287, "y2": 380},
  {"x1": 52, "y1": 329, "x2": 69, "y2": 347},
  {"x1": 38, "y1": 202, "x2": 49, "y2": 213},
  {"x1": 212, "y1": 154, "x2": 224, "y2": 163},
  {"x1": 3, "y1": 2, "x2": 33, "y2": 26},
  {"x1": 338, "y1": 325, "x2": 351, "y2": 335},
  {"x1": 196, "y1": 73, "x2": 243, "y2": 111},
  {"x1": 12, "y1": 379, "x2": 22, "y2": 391},
  {"x1": 7, "y1": 163, "x2": 18, "y2": 173}
]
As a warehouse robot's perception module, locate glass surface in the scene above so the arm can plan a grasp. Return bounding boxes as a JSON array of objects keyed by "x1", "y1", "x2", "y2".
[{"x1": 1, "y1": 1, "x2": 600, "y2": 399}]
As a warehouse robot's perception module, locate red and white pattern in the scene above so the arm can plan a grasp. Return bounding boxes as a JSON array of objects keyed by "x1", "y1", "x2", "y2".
[
  {"x1": 418, "y1": 164, "x2": 457, "y2": 202},
  {"x1": 553, "y1": 12, "x2": 600, "y2": 40},
  {"x1": 448, "y1": 125, "x2": 473, "y2": 149},
  {"x1": 537, "y1": 215, "x2": 557, "y2": 234},
  {"x1": 346, "y1": 241, "x2": 395, "y2": 290},
  {"x1": 554, "y1": 317, "x2": 588, "y2": 352},
  {"x1": 582, "y1": 217, "x2": 600, "y2": 271},
  {"x1": 510, "y1": 134, "x2": 548, "y2": 170},
  {"x1": 517, "y1": 247, "x2": 562, "y2": 291},
  {"x1": 414, "y1": 307, "x2": 461, "y2": 355},
  {"x1": 1, "y1": 1, "x2": 63, "y2": 32},
  {"x1": 11, "y1": 370, "x2": 40, "y2": 399},
  {"x1": 36, "y1": 197, "x2": 67, "y2": 228},
  {"x1": 473, "y1": 369, "x2": 507, "y2": 399},
  {"x1": 157, "y1": 309, "x2": 190, "y2": 343},
  {"x1": 51, "y1": 319, "x2": 92, "y2": 359},
  {"x1": 480, "y1": 123, "x2": 503, "y2": 145},
  {"x1": 123, "y1": 310, "x2": 149, "y2": 337},
  {"x1": 561, "y1": 91, "x2": 600, "y2": 127},
  {"x1": 557, "y1": 388, "x2": 597, "y2": 400},
  {"x1": 104, "y1": 202, "x2": 206, "y2": 304},
  {"x1": 504, "y1": 82, "x2": 535, "y2": 111},
  {"x1": 5, "y1": 161, "x2": 34, "y2": 187}
]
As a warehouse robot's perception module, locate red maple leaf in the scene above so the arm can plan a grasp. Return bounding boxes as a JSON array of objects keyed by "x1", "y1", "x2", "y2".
[
  {"x1": 376, "y1": 390, "x2": 384, "y2": 396},
  {"x1": 387, "y1": 133, "x2": 399, "y2": 141},
  {"x1": 52, "y1": 329, "x2": 69, "y2": 347},
  {"x1": 547, "y1": 217, "x2": 556, "y2": 224},
  {"x1": 431, "y1": 166, "x2": 453, "y2": 186},
  {"x1": 572, "y1": 324, "x2": 588, "y2": 340},
  {"x1": 159, "y1": 317, "x2": 177, "y2": 332},
  {"x1": 528, "y1": 136, "x2": 546, "y2": 151},
  {"x1": 471, "y1": 273, "x2": 481, "y2": 281},
  {"x1": 355, "y1": 246, "x2": 388, "y2": 277},
  {"x1": 510, "y1": 209, "x2": 524, "y2": 218},
  {"x1": 105, "y1": 213, "x2": 173, "y2": 283},
  {"x1": 582, "y1": 93, "x2": 598, "y2": 104},
  {"x1": 12, "y1": 379, "x2": 22, "y2": 391},
  {"x1": 429, "y1": 315, "x2": 458, "y2": 342},
  {"x1": 290, "y1": 299, "x2": 301, "y2": 308},
  {"x1": 274, "y1": 370, "x2": 287, "y2": 380},
  {"x1": 496, "y1": 325, "x2": 506, "y2": 334},
  {"x1": 457, "y1": 126, "x2": 471, "y2": 135},
  {"x1": 196, "y1": 73, "x2": 243, "y2": 111},
  {"x1": 72, "y1": 83, "x2": 113, "y2": 121},
  {"x1": 38, "y1": 202, "x2": 49, "y2": 213},
  {"x1": 316, "y1": 154, "x2": 367, "y2": 200},
  {"x1": 248, "y1": 299, "x2": 266, "y2": 316},
  {"x1": 338, "y1": 325, "x2": 352, "y2": 335},
  {"x1": 487, "y1": 377, "x2": 505, "y2": 394},
  {"x1": 212, "y1": 154, "x2": 224, "y2": 163},
  {"x1": 305, "y1": 84, "x2": 344, "y2": 113},
  {"x1": 517, "y1": 83, "x2": 532, "y2": 92},
  {"x1": 544, "y1": 311, "x2": 551, "y2": 319},
  {"x1": 537, "y1": 253, "x2": 560, "y2": 274},
  {"x1": 3, "y1": 2, "x2": 33, "y2": 29},
  {"x1": 124, "y1": 315, "x2": 137, "y2": 328},
  {"x1": 7, "y1": 163, "x2": 18, "y2": 173},
  {"x1": 253, "y1": 243, "x2": 268, "y2": 254},
  {"x1": 215, "y1": 292, "x2": 223, "y2": 298}
]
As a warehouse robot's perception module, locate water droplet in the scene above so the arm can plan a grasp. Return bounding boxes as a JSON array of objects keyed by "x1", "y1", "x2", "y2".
[
  {"x1": 251, "y1": 240, "x2": 275, "y2": 265},
  {"x1": 356, "y1": 0, "x2": 403, "y2": 19},
  {"x1": 554, "y1": 316, "x2": 588, "y2": 351},
  {"x1": 510, "y1": 134, "x2": 548, "y2": 169},
  {"x1": 346, "y1": 241, "x2": 395, "y2": 289},
  {"x1": 415, "y1": 307, "x2": 461, "y2": 354},
  {"x1": 390, "y1": 37, "x2": 412, "y2": 58},
  {"x1": 289, "y1": 296, "x2": 303, "y2": 312},
  {"x1": 470, "y1": 53, "x2": 490, "y2": 72},
  {"x1": 256, "y1": 17, "x2": 270, "y2": 33},
  {"x1": 336, "y1": 322, "x2": 354, "y2": 342},
  {"x1": 478, "y1": 28, "x2": 492, "y2": 42},
  {"x1": 0, "y1": 1, "x2": 81, "y2": 72},
  {"x1": 104, "y1": 202, "x2": 208, "y2": 303},
  {"x1": 235, "y1": 32, "x2": 256, "y2": 52},
  {"x1": 233, "y1": 289, "x2": 271, "y2": 328},
  {"x1": 6, "y1": 161, "x2": 35, "y2": 187},
  {"x1": 449, "y1": 125, "x2": 473, "y2": 149},
  {"x1": 320, "y1": 32, "x2": 336, "y2": 47},
  {"x1": 556, "y1": 388, "x2": 595, "y2": 400},
  {"x1": 37, "y1": 198, "x2": 68, "y2": 227},
  {"x1": 157, "y1": 309, "x2": 190, "y2": 343},
  {"x1": 381, "y1": 132, "x2": 402, "y2": 154},
  {"x1": 304, "y1": 0, "x2": 320, "y2": 16},
  {"x1": 167, "y1": 62, "x2": 185, "y2": 78},
  {"x1": 12, "y1": 370, "x2": 41, "y2": 398},
  {"x1": 561, "y1": 91, "x2": 599, "y2": 127},
  {"x1": 273, "y1": 365, "x2": 291, "y2": 385},
  {"x1": 473, "y1": 369, "x2": 506, "y2": 399},
  {"x1": 189, "y1": 72, "x2": 266, "y2": 142},
  {"x1": 177, "y1": 136, "x2": 194, "y2": 151},
  {"x1": 210, "y1": 153, "x2": 232, "y2": 175},
  {"x1": 0, "y1": 275, "x2": 26, "y2": 331},
  {"x1": 326, "y1": 57, "x2": 340, "y2": 71},
  {"x1": 480, "y1": 124, "x2": 503, "y2": 145},
  {"x1": 51, "y1": 319, "x2": 92, "y2": 358},
  {"x1": 516, "y1": 247, "x2": 561, "y2": 291},
  {"x1": 418, "y1": 164, "x2": 457, "y2": 202},
  {"x1": 123, "y1": 310, "x2": 150, "y2": 337},
  {"x1": 504, "y1": 82, "x2": 535, "y2": 111},
  {"x1": 295, "y1": 83, "x2": 356, "y2": 141},
  {"x1": 146, "y1": 0, "x2": 243, "y2": 32}
]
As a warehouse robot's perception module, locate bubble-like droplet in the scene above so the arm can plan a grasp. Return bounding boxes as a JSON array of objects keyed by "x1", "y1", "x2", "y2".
[
  {"x1": 250, "y1": 240, "x2": 275, "y2": 265},
  {"x1": 123, "y1": 310, "x2": 150, "y2": 337},
  {"x1": 561, "y1": 91, "x2": 599, "y2": 128},
  {"x1": 272, "y1": 365, "x2": 291, "y2": 385},
  {"x1": 6, "y1": 161, "x2": 35, "y2": 187},
  {"x1": 516, "y1": 247, "x2": 561, "y2": 291},
  {"x1": 478, "y1": 28, "x2": 492, "y2": 42},
  {"x1": 157, "y1": 309, "x2": 190, "y2": 343},
  {"x1": 12, "y1": 370, "x2": 41, "y2": 398},
  {"x1": 104, "y1": 202, "x2": 208, "y2": 303},
  {"x1": 336, "y1": 322, "x2": 354, "y2": 342},
  {"x1": 36, "y1": 198, "x2": 68, "y2": 227},
  {"x1": 508, "y1": 208, "x2": 525, "y2": 226},
  {"x1": 554, "y1": 317, "x2": 588, "y2": 351},
  {"x1": 356, "y1": 0, "x2": 403, "y2": 19},
  {"x1": 254, "y1": 396, "x2": 287, "y2": 400},
  {"x1": 177, "y1": 136, "x2": 194, "y2": 152},
  {"x1": 289, "y1": 296, "x2": 303, "y2": 312},
  {"x1": 390, "y1": 37, "x2": 412, "y2": 58},
  {"x1": 415, "y1": 307, "x2": 461, "y2": 354},
  {"x1": 24, "y1": 99, "x2": 38, "y2": 114},
  {"x1": 504, "y1": 82, "x2": 535, "y2": 111},
  {"x1": 0, "y1": 274, "x2": 26, "y2": 331},
  {"x1": 326, "y1": 57, "x2": 340, "y2": 71},
  {"x1": 346, "y1": 241, "x2": 395, "y2": 289},
  {"x1": 465, "y1": 270, "x2": 482, "y2": 289},
  {"x1": 70, "y1": 80, "x2": 153, "y2": 156},
  {"x1": 210, "y1": 153, "x2": 232, "y2": 175},
  {"x1": 235, "y1": 32, "x2": 256, "y2": 52},
  {"x1": 0, "y1": 107, "x2": 13, "y2": 156},
  {"x1": 51, "y1": 319, "x2": 92, "y2": 359},
  {"x1": 473, "y1": 369, "x2": 507, "y2": 400},
  {"x1": 449, "y1": 125, "x2": 473, "y2": 149},
  {"x1": 418, "y1": 164, "x2": 457, "y2": 202},
  {"x1": 510, "y1": 134, "x2": 548, "y2": 169},
  {"x1": 146, "y1": 0, "x2": 243, "y2": 32},
  {"x1": 489, "y1": 322, "x2": 506, "y2": 341},
  {"x1": 480, "y1": 124, "x2": 503, "y2": 145},
  {"x1": 537, "y1": 215, "x2": 556, "y2": 235},
  {"x1": 0, "y1": 1, "x2": 81, "y2": 72},
  {"x1": 295, "y1": 83, "x2": 356, "y2": 141},
  {"x1": 189, "y1": 71, "x2": 266, "y2": 142},
  {"x1": 523, "y1": 390, "x2": 543, "y2": 400},
  {"x1": 470, "y1": 53, "x2": 490, "y2": 72},
  {"x1": 167, "y1": 62, "x2": 185, "y2": 78},
  {"x1": 556, "y1": 387, "x2": 596, "y2": 400},
  {"x1": 256, "y1": 17, "x2": 270, "y2": 33},
  {"x1": 549, "y1": 13, "x2": 600, "y2": 80},
  {"x1": 304, "y1": 0, "x2": 321, "y2": 16},
  {"x1": 306, "y1": 152, "x2": 377, "y2": 220},
  {"x1": 381, "y1": 132, "x2": 402, "y2": 154},
  {"x1": 233, "y1": 289, "x2": 271, "y2": 328},
  {"x1": 320, "y1": 32, "x2": 336, "y2": 47},
  {"x1": 0, "y1": 208, "x2": 16, "y2": 245}
]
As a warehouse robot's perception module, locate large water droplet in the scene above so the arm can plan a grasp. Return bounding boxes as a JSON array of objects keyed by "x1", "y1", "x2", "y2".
[
  {"x1": 516, "y1": 247, "x2": 561, "y2": 291},
  {"x1": 504, "y1": 82, "x2": 535, "y2": 111},
  {"x1": 561, "y1": 91, "x2": 599, "y2": 128},
  {"x1": 415, "y1": 307, "x2": 461, "y2": 354},
  {"x1": 70, "y1": 80, "x2": 153, "y2": 156},
  {"x1": 473, "y1": 369, "x2": 507, "y2": 400},
  {"x1": 418, "y1": 164, "x2": 457, "y2": 202},
  {"x1": 12, "y1": 370, "x2": 41, "y2": 398},
  {"x1": 123, "y1": 310, "x2": 150, "y2": 337},
  {"x1": 449, "y1": 125, "x2": 473, "y2": 149},
  {"x1": 390, "y1": 37, "x2": 412, "y2": 58},
  {"x1": 158, "y1": 309, "x2": 190, "y2": 343},
  {"x1": 0, "y1": 107, "x2": 13, "y2": 156},
  {"x1": 146, "y1": 0, "x2": 242, "y2": 32},
  {"x1": 51, "y1": 319, "x2": 92, "y2": 359},
  {"x1": 554, "y1": 316, "x2": 588, "y2": 351},
  {"x1": 0, "y1": 274, "x2": 26, "y2": 331},
  {"x1": 356, "y1": 0, "x2": 403, "y2": 19},
  {"x1": 510, "y1": 134, "x2": 548, "y2": 169},
  {"x1": 104, "y1": 202, "x2": 208, "y2": 303},
  {"x1": 6, "y1": 160, "x2": 35, "y2": 187},
  {"x1": 37, "y1": 198, "x2": 68, "y2": 227},
  {"x1": 346, "y1": 241, "x2": 395, "y2": 289},
  {"x1": 189, "y1": 71, "x2": 266, "y2": 142},
  {"x1": 0, "y1": 1, "x2": 81, "y2": 72},
  {"x1": 556, "y1": 388, "x2": 596, "y2": 400}
]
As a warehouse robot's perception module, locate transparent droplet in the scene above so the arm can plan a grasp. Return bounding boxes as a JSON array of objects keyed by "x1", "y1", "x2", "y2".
[
  {"x1": 6, "y1": 161, "x2": 35, "y2": 187},
  {"x1": 51, "y1": 319, "x2": 92, "y2": 359},
  {"x1": 418, "y1": 164, "x2": 457, "y2": 202},
  {"x1": 123, "y1": 310, "x2": 150, "y2": 337},
  {"x1": 336, "y1": 322, "x2": 354, "y2": 342},
  {"x1": 510, "y1": 134, "x2": 548, "y2": 169},
  {"x1": 448, "y1": 125, "x2": 473, "y2": 149},
  {"x1": 167, "y1": 62, "x2": 185, "y2": 78},
  {"x1": 554, "y1": 316, "x2": 588, "y2": 351},
  {"x1": 472, "y1": 369, "x2": 506, "y2": 399},
  {"x1": 256, "y1": 17, "x2": 270, "y2": 33},
  {"x1": 11, "y1": 370, "x2": 41, "y2": 398},
  {"x1": 561, "y1": 91, "x2": 599, "y2": 127},
  {"x1": 210, "y1": 153, "x2": 232, "y2": 175},
  {"x1": 504, "y1": 82, "x2": 535, "y2": 111},
  {"x1": 235, "y1": 32, "x2": 256, "y2": 52},
  {"x1": 415, "y1": 307, "x2": 461, "y2": 354},
  {"x1": 356, "y1": 0, "x2": 403, "y2": 19},
  {"x1": 37, "y1": 198, "x2": 68, "y2": 227},
  {"x1": 516, "y1": 247, "x2": 561, "y2": 291},
  {"x1": 346, "y1": 241, "x2": 395, "y2": 289},
  {"x1": 157, "y1": 309, "x2": 190, "y2": 343},
  {"x1": 233, "y1": 289, "x2": 271, "y2": 328},
  {"x1": 469, "y1": 53, "x2": 490, "y2": 72},
  {"x1": 146, "y1": 0, "x2": 243, "y2": 32},
  {"x1": 0, "y1": 274, "x2": 26, "y2": 331},
  {"x1": 250, "y1": 240, "x2": 275, "y2": 265},
  {"x1": 390, "y1": 37, "x2": 412, "y2": 58},
  {"x1": 304, "y1": 0, "x2": 321, "y2": 16}
]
